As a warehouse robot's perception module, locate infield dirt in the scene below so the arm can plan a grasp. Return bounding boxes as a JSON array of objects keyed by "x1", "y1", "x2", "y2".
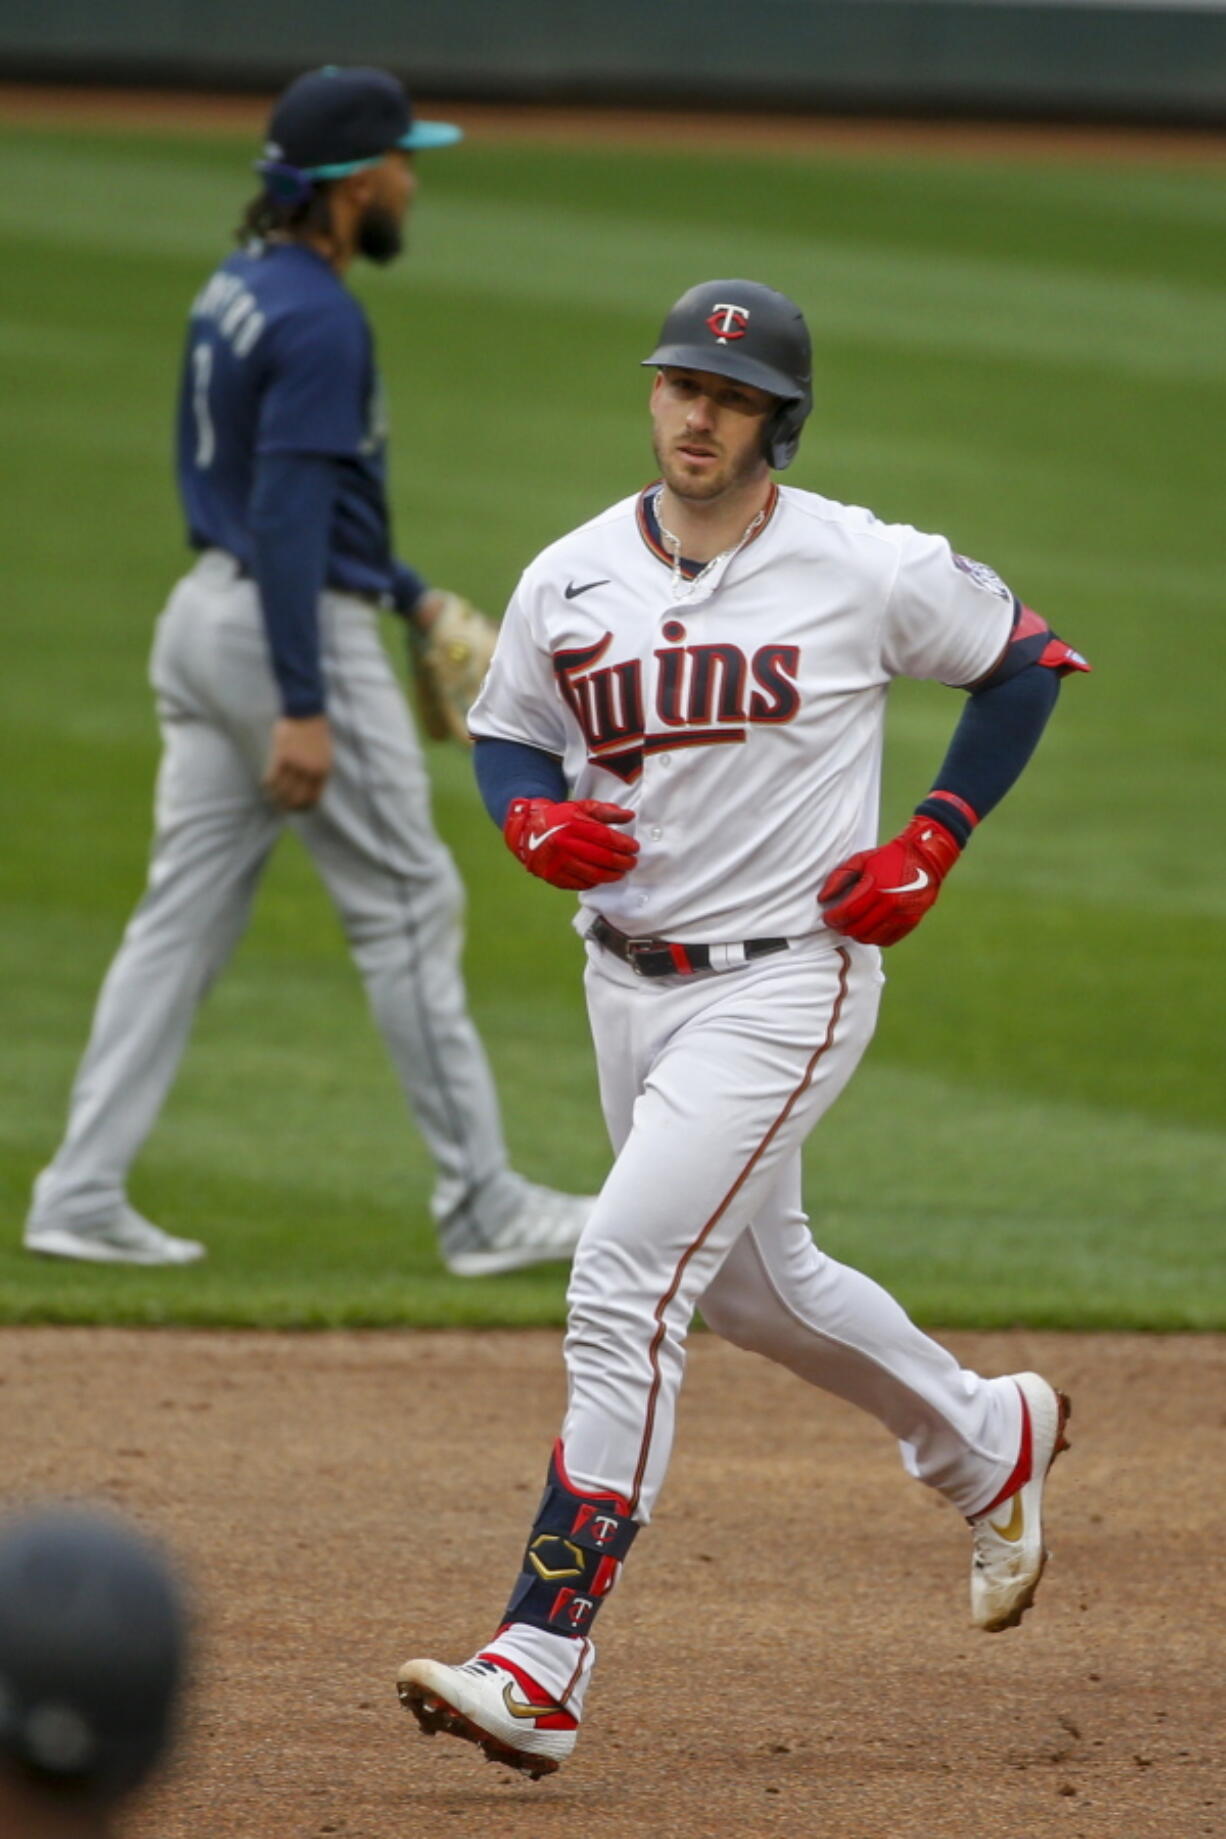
[
  {"x1": 3, "y1": 1325, "x2": 1222, "y2": 1839},
  {"x1": 2, "y1": 79, "x2": 1222, "y2": 1839},
  {"x1": 2, "y1": 84, "x2": 1226, "y2": 165}
]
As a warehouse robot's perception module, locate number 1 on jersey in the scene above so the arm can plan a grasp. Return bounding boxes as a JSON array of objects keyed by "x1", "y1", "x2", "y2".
[{"x1": 191, "y1": 342, "x2": 215, "y2": 469}]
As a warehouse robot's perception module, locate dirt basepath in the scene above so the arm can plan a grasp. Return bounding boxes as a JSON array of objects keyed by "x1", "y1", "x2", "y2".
[
  {"x1": 3, "y1": 1326, "x2": 1222, "y2": 1838},
  {"x1": 2, "y1": 76, "x2": 1222, "y2": 1839},
  {"x1": 2, "y1": 83, "x2": 1225, "y2": 164}
]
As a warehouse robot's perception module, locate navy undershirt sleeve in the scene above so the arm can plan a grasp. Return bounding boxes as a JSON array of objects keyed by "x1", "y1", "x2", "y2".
[
  {"x1": 389, "y1": 560, "x2": 429, "y2": 617},
  {"x1": 395, "y1": 559, "x2": 433, "y2": 617},
  {"x1": 248, "y1": 450, "x2": 338, "y2": 717},
  {"x1": 474, "y1": 737, "x2": 568, "y2": 826},
  {"x1": 916, "y1": 663, "x2": 1061, "y2": 846}
]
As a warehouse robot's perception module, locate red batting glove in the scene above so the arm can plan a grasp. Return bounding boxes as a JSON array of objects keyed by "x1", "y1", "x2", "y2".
[
  {"x1": 504, "y1": 797, "x2": 639, "y2": 891},
  {"x1": 819, "y1": 815, "x2": 962, "y2": 947}
]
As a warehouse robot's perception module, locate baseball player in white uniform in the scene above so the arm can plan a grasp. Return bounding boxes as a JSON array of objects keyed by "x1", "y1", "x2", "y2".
[{"x1": 398, "y1": 280, "x2": 1087, "y2": 1775}]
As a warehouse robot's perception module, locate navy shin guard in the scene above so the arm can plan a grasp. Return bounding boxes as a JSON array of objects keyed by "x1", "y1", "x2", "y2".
[{"x1": 501, "y1": 1441, "x2": 640, "y2": 1637}]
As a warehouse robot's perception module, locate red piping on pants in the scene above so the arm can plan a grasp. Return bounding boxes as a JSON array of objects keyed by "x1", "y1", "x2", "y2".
[{"x1": 628, "y1": 947, "x2": 852, "y2": 1514}]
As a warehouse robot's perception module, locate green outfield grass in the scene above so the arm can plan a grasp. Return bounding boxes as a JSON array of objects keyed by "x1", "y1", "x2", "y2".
[{"x1": 0, "y1": 119, "x2": 1222, "y2": 1328}]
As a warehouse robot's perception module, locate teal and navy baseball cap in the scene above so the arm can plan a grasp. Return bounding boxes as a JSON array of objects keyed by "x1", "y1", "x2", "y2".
[{"x1": 261, "y1": 65, "x2": 462, "y2": 184}]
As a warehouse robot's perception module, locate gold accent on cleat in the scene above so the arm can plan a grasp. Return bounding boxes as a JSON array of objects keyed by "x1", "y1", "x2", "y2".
[
  {"x1": 502, "y1": 1681, "x2": 565, "y2": 1721},
  {"x1": 989, "y1": 1492, "x2": 1025, "y2": 1543}
]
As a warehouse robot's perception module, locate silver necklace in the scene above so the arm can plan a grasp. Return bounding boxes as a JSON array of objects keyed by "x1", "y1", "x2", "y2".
[{"x1": 654, "y1": 488, "x2": 767, "y2": 603}]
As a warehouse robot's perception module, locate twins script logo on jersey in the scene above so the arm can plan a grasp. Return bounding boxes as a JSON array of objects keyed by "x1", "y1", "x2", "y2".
[
  {"x1": 706, "y1": 303, "x2": 749, "y2": 343},
  {"x1": 553, "y1": 626, "x2": 800, "y2": 783}
]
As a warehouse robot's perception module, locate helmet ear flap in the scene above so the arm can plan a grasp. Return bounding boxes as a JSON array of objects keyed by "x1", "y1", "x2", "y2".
[{"x1": 764, "y1": 396, "x2": 807, "y2": 471}]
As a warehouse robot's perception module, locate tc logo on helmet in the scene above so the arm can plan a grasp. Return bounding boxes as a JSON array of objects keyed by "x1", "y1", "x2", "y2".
[{"x1": 706, "y1": 303, "x2": 749, "y2": 343}]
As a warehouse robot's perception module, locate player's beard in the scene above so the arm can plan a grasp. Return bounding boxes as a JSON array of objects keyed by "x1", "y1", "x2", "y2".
[
  {"x1": 652, "y1": 430, "x2": 765, "y2": 504},
  {"x1": 357, "y1": 203, "x2": 404, "y2": 266}
]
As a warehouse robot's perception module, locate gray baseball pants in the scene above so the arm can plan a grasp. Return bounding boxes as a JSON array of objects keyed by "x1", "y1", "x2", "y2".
[{"x1": 30, "y1": 550, "x2": 526, "y2": 1252}]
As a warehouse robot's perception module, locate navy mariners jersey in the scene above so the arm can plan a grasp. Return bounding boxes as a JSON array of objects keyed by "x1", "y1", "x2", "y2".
[{"x1": 174, "y1": 242, "x2": 395, "y2": 598}]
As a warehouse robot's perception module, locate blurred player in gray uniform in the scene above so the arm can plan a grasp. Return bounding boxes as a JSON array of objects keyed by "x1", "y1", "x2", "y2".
[
  {"x1": 23, "y1": 66, "x2": 590, "y2": 1276},
  {"x1": 397, "y1": 280, "x2": 1085, "y2": 1774},
  {"x1": 0, "y1": 1505, "x2": 187, "y2": 1836}
]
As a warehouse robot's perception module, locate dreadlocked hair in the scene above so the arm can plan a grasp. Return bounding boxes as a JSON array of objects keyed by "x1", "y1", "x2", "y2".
[{"x1": 235, "y1": 182, "x2": 335, "y2": 247}]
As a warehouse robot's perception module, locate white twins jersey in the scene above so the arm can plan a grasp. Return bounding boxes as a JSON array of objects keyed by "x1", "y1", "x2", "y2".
[{"x1": 469, "y1": 481, "x2": 1015, "y2": 942}]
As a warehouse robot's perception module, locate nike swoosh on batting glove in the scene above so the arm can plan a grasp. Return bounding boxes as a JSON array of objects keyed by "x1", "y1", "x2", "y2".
[
  {"x1": 818, "y1": 814, "x2": 962, "y2": 947},
  {"x1": 504, "y1": 797, "x2": 639, "y2": 891}
]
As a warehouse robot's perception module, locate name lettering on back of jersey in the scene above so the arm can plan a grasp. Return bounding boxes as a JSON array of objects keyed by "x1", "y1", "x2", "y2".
[
  {"x1": 362, "y1": 377, "x2": 389, "y2": 457},
  {"x1": 552, "y1": 630, "x2": 801, "y2": 783},
  {"x1": 190, "y1": 273, "x2": 266, "y2": 359}
]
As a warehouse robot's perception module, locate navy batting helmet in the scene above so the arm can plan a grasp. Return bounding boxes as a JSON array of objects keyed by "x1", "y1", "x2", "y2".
[
  {"x1": 0, "y1": 1506, "x2": 187, "y2": 1802},
  {"x1": 642, "y1": 279, "x2": 813, "y2": 469}
]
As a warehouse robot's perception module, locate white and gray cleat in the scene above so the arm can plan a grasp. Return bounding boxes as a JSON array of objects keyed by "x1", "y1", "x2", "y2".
[
  {"x1": 442, "y1": 1182, "x2": 594, "y2": 1277},
  {"x1": 397, "y1": 1652, "x2": 581, "y2": 1779},
  {"x1": 969, "y1": 1369, "x2": 1071, "y2": 1632},
  {"x1": 24, "y1": 1206, "x2": 206, "y2": 1266}
]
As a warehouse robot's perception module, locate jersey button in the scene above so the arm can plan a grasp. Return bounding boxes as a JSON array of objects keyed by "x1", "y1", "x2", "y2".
[
  {"x1": 650, "y1": 826, "x2": 663, "y2": 841},
  {"x1": 658, "y1": 755, "x2": 672, "y2": 768}
]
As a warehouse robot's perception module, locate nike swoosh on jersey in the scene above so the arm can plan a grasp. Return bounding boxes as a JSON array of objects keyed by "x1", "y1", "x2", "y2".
[
  {"x1": 882, "y1": 868, "x2": 930, "y2": 894},
  {"x1": 564, "y1": 578, "x2": 611, "y2": 599},
  {"x1": 527, "y1": 824, "x2": 567, "y2": 851}
]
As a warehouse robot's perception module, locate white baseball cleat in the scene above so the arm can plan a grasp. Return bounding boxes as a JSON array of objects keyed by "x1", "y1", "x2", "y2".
[
  {"x1": 442, "y1": 1183, "x2": 594, "y2": 1277},
  {"x1": 24, "y1": 1206, "x2": 206, "y2": 1267},
  {"x1": 969, "y1": 1370, "x2": 1071, "y2": 1632},
  {"x1": 397, "y1": 1653, "x2": 580, "y2": 1779}
]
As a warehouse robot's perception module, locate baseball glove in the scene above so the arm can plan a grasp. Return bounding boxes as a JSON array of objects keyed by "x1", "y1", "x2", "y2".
[{"x1": 408, "y1": 590, "x2": 498, "y2": 746}]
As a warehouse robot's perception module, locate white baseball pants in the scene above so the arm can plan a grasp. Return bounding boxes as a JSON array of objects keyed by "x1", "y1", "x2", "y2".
[
  {"x1": 30, "y1": 551, "x2": 525, "y2": 1247},
  {"x1": 562, "y1": 935, "x2": 1022, "y2": 1521}
]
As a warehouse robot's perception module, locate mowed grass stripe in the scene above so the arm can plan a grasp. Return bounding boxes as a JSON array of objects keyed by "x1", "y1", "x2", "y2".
[
  {"x1": 4, "y1": 135, "x2": 1226, "y2": 384},
  {"x1": 0, "y1": 122, "x2": 1221, "y2": 1326},
  {"x1": 1, "y1": 1048, "x2": 1219, "y2": 1328}
]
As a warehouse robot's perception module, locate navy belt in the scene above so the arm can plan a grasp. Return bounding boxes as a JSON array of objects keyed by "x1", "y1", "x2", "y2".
[
  {"x1": 588, "y1": 914, "x2": 789, "y2": 979},
  {"x1": 214, "y1": 553, "x2": 380, "y2": 606}
]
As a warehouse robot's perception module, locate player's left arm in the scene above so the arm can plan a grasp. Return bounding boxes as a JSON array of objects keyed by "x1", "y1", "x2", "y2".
[
  {"x1": 248, "y1": 450, "x2": 338, "y2": 810},
  {"x1": 821, "y1": 601, "x2": 1090, "y2": 947},
  {"x1": 252, "y1": 302, "x2": 368, "y2": 808}
]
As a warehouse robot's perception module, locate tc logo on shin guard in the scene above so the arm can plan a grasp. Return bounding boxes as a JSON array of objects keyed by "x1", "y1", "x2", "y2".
[
  {"x1": 549, "y1": 1587, "x2": 597, "y2": 1632},
  {"x1": 498, "y1": 1440, "x2": 642, "y2": 1639},
  {"x1": 573, "y1": 1503, "x2": 622, "y2": 1547}
]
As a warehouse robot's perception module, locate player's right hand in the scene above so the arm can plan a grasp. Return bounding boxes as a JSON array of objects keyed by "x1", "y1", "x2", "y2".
[
  {"x1": 263, "y1": 715, "x2": 332, "y2": 810},
  {"x1": 504, "y1": 797, "x2": 639, "y2": 890}
]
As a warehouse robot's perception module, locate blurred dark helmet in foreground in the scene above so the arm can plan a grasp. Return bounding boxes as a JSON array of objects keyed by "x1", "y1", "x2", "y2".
[{"x1": 0, "y1": 1506, "x2": 187, "y2": 1806}]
